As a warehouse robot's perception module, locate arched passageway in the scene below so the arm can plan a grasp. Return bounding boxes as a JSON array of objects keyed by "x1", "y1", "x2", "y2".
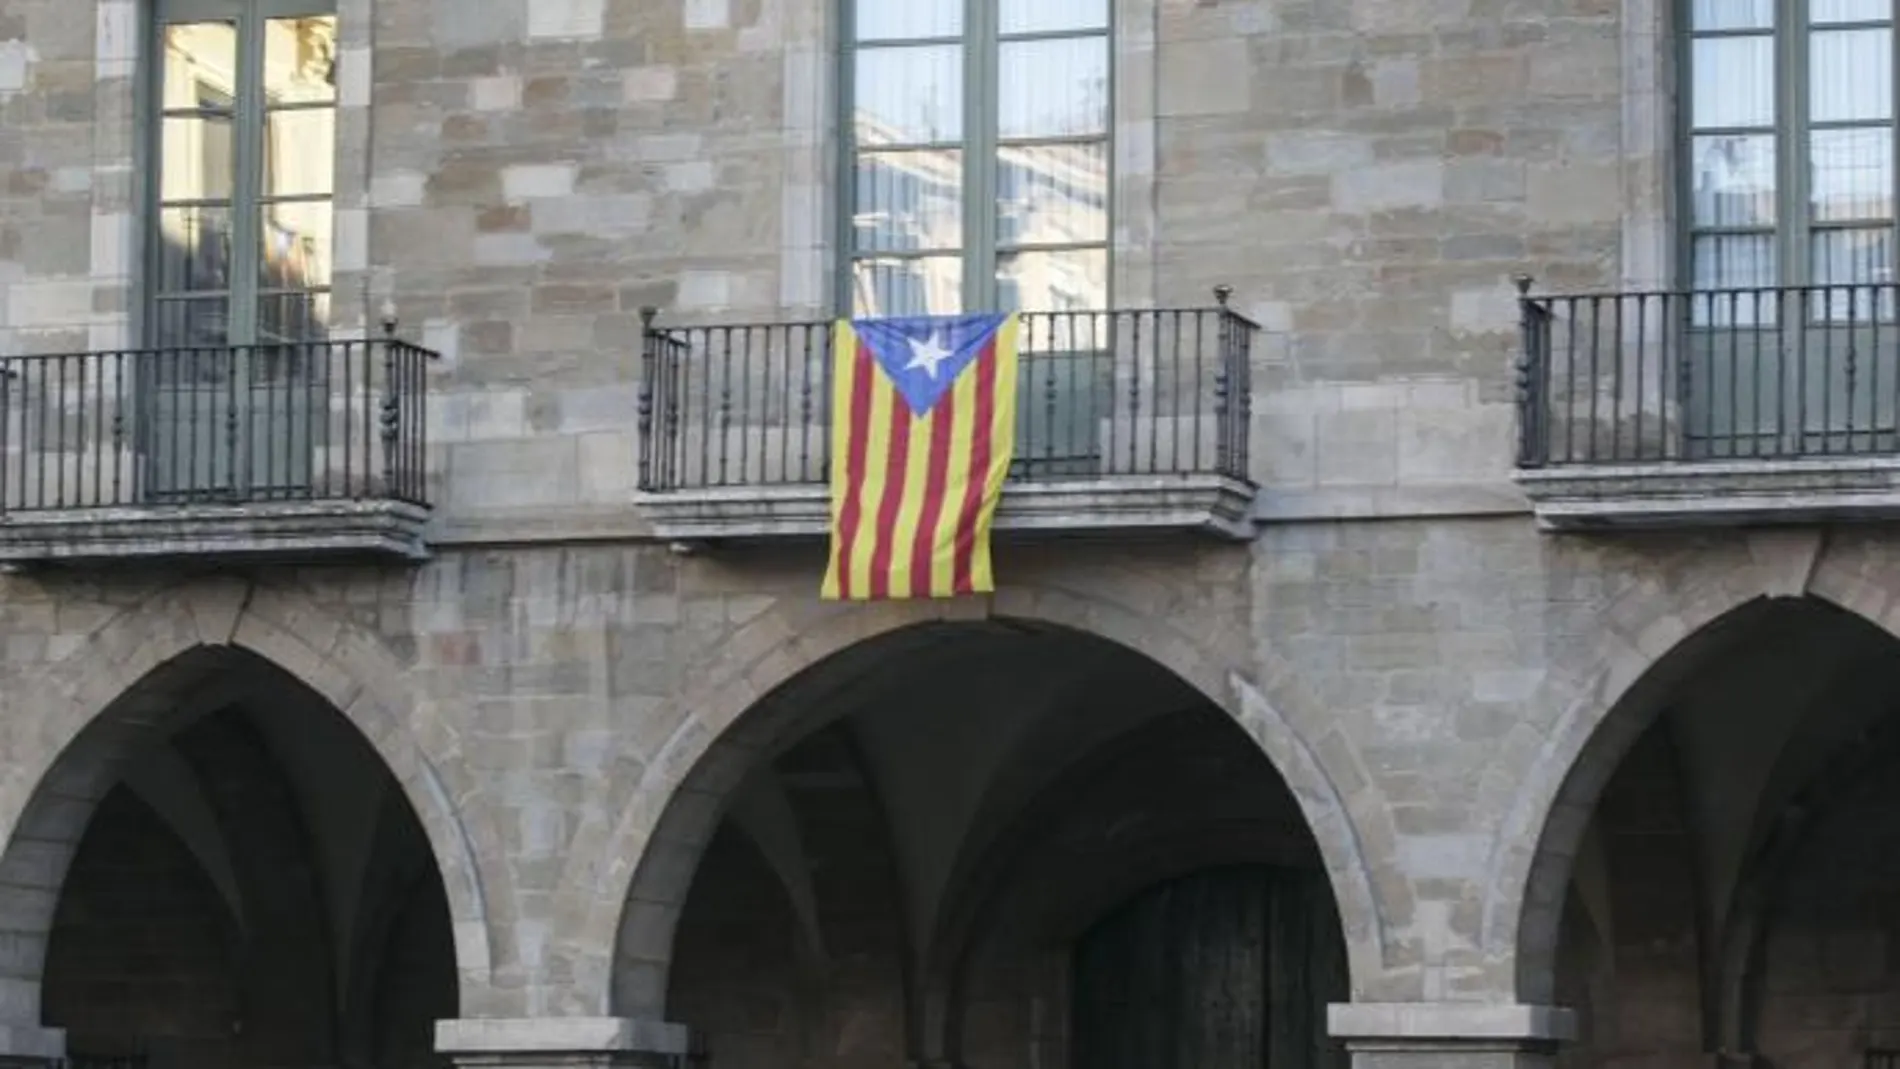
[
  {"x1": 614, "y1": 620, "x2": 1349, "y2": 1069},
  {"x1": 0, "y1": 646, "x2": 458, "y2": 1069},
  {"x1": 1524, "y1": 597, "x2": 1900, "y2": 1069}
]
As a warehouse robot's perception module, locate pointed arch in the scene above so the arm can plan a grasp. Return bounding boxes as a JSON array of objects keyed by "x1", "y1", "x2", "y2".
[
  {"x1": 0, "y1": 577, "x2": 501, "y2": 1045},
  {"x1": 550, "y1": 582, "x2": 1384, "y2": 1021}
]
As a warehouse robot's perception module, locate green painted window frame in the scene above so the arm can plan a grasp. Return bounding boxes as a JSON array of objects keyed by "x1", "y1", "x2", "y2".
[
  {"x1": 1679, "y1": 0, "x2": 1899, "y2": 293},
  {"x1": 143, "y1": 0, "x2": 338, "y2": 348},
  {"x1": 836, "y1": 0, "x2": 1114, "y2": 316}
]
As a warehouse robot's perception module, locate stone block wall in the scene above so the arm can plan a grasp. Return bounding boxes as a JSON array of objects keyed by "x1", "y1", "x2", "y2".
[{"x1": 0, "y1": 0, "x2": 1656, "y2": 531}]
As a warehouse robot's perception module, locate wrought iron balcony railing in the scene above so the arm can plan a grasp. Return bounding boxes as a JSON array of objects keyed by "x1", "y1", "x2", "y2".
[
  {"x1": 1514, "y1": 278, "x2": 1900, "y2": 529},
  {"x1": 0, "y1": 332, "x2": 436, "y2": 564},
  {"x1": 637, "y1": 292, "x2": 1258, "y2": 495},
  {"x1": 1517, "y1": 279, "x2": 1900, "y2": 468}
]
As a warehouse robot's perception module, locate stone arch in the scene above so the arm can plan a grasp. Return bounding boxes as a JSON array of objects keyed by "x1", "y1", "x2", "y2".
[
  {"x1": 1483, "y1": 529, "x2": 1900, "y2": 1006},
  {"x1": 555, "y1": 581, "x2": 1382, "y2": 1021},
  {"x1": 0, "y1": 576, "x2": 500, "y2": 1043}
]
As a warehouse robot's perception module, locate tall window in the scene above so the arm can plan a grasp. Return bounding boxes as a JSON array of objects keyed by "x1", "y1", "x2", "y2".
[
  {"x1": 1686, "y1": 0, "x2": 1896, "y2": 296},
  {"x1": 844, "y1": 0, "x2": 1111, "y2": 317},
  {"x1": 151, "y1": 0, "x2": 337, "y2": 348}
]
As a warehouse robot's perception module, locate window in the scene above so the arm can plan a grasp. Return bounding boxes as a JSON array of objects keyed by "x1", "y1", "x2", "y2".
[
  {"x1": 150, "y1": 0, "x2": 337, "y2": 348},
  {"x1": 843, "y1": 0, "x2": 1111, "y2": 316},
  {"x1": 1686, "y1": 0, "x2": 1896, "y2": 299}
]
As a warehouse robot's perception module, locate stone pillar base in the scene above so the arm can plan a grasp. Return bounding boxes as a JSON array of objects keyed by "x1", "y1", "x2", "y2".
[
  {"x1": 436, "y1": 1018, "x2": 692, "y2": 1069},
  {"x1": 1330, "y1": 1003, "x2": 1578, "y2": 1069},
  {"x1": 0, "y1": 1025, "x2": 63, "y2": 1067}
]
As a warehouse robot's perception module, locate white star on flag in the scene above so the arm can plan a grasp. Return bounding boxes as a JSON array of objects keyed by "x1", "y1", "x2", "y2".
[{"x1": 904, "y1": 330, "x2": 954, "y2": 380}]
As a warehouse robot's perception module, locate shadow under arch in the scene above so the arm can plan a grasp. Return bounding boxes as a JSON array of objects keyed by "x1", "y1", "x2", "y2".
[
  {"x1": 1504, "y1": 592, "x2": 1900, "y2": 1008},
  {"x1": 0, "y1": 587, "x2": 497, "y2": 1040},
  {"x1": 600, "y1": 606, "x2": 1377, "y2": 1031}
]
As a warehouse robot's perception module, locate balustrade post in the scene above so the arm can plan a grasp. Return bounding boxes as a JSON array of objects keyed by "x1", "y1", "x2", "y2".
[
  {"x1": 1514, "y1": 274, "x2": 1547, "y2": 468},
  {"x1": 637, "y1": 307, "x2": 657, "y2": 492},
  {"x1": 379, "y1": 310, "x2": 401, "y2": 497}
]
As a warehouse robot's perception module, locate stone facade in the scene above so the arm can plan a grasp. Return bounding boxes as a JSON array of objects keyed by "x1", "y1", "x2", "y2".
[{"x1": 5, "y1": 1, "x2": 1899, "y2": 1069}]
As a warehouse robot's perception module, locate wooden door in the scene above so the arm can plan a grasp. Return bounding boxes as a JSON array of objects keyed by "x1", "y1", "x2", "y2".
[{"x1": 1069, "y1": 865, "x2": 1347, "y2": 1069}]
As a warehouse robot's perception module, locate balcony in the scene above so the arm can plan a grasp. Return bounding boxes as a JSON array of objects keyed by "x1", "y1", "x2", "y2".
[
  {"x1": 0, "y1": 333, "x2": 436, "y2": 567},
  {"x1": 634, "y1": 293, "x2": 1260, "y2": 544},
  {"x1": 1514, "y1": 279, "x2": 1900, "y2": 530}
]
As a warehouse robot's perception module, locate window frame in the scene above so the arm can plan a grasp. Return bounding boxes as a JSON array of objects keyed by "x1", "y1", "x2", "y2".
[
  {"x1": 836, "y1": 0, "x2": 1115, "y2": 316},
  {"x1": 143, "y1": 0, "x2": 338, "y2": 349},
  {"x1": 1678, "y1": 0, "x2": 1900, "y2": 294}
]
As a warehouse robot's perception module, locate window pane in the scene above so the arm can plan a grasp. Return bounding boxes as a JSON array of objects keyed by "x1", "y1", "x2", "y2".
[
  {"x1": 997, "y1": 248, "x2": 1108, "y2": 313},
  {"x1": 1813, "y1": 227, "x2": 1894, "y2": 284},
  {"x1": 1811, "y1": 28, "x2": 1893, "y2": 121},
  {"x1": 854, "y1": 0, "x2": 960, "y2": 41},
  {"x1": 1813, "y1": 0, "x2": 1891, "y2": 24},
  {"x1": 1692, "y1": 236, "x2": 1778, "y2": 326},
  {"x1": 161, "y1": 115, "x2": 234, "y2": 202},
  {"x1": 1691, "y1": 0, "x2": 1773, "y2": 30},
  {"x1": 1811, "y1": 128, "x2": 1894, "y2": 222},
  {"x1": 262, "y1": 108, "x2": 337, "y2": 197},
  {"x1": 997, "y1": 142, "x2": 1108, "y2": 245},
  {"x1": 998, "y1": 38, "x2": 1110, "y2": 139},
  {"x1": 152, "y1": 297, "x2": 231, "y2": 349},
  {"x1": 263, "y1": 17, "x2": 337, "y2": 106},
  {"x1": 261, "y1": 203, "x2": 333, "y2": 291},
  {"x1": 1693, "y1": 233, "x2": 1778, "y2": 291},
  {"x1": 854, "y1": 44, "x2": 962, "y2": 145},
  {"x1": 851, "y1": 256, "x2": 964, "y2": 317},
  {"x1": 1692, "y1": 36, "x2": 1775, "y2": 128},
  {"x1": 1690, "y1": 134, "x2": 1776, "y2": 226},
  {"x1": 256, "y1": 290, "x2": 332, "y2": 343},
  {"x1": 1001, "y1": 0, "x2": 1109, "y2": 34},
  {"x1": 156, "y1": 206, "x2": 233, "y2": 294},
  {"x1": 854, "y1": 149, "x2": 963, "y2": 253},
  {"x1": 160, "y1": 22, "x2": 237, "y2": 111}
]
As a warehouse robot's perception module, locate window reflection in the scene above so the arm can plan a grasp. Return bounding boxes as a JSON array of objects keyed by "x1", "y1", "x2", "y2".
[
  {"x1": 852, "y1": 256, "x2": 963, "y2": 318},
  {"x1": 1000, "y1": 0, "x2": 1108, "y2": 35},
  {"x1": 156, "y1": 21, "x2": 237, "y2": 338},
  {"x1": 854, "y1": 45, "x2": 963, "y2": 146},
  {"x1": 1687, "y1": 5, "x2": 1896, "y2": 299},
  {"x1": 998, "y1": 37, "x2": 1109, "y2": 139},
  {"x1": 846, "y1": 1, "x2": 1112, "y2": 313},
  {"x1": 152, "y1": 15, "x2": 335, "y2": 347},
  {"x1": 853, "y1": 0, "x2": 960, "y2": 41},
  {"x1": 997, "y1": 143, "x2": 1108, "y2": 247},
  {"x1": 854, "y1": 149, "x2": 963, "y2": 253},
  {"x1": 997, "y1": 249, "x2": 1108, "y2": 315}
]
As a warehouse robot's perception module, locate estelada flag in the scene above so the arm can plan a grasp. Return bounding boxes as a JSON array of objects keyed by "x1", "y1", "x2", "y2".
[{"x1": 822, "y1": 313, "x2": 1020, "y2": 601}]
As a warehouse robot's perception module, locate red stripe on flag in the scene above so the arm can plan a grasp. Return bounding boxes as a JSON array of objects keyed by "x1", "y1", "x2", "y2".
[
  {"x1": 867, "y1": 385, "x2": 914, "y2": 600},
  {"x1": 908, "y1": 386, "x2": 957, "y2": 597},
  {"x1": 831, "y1": 342, "x2": 877, "y2": 600},
  {"x1": 952, "y1": 339, "x2": 998, "y2": 595}
]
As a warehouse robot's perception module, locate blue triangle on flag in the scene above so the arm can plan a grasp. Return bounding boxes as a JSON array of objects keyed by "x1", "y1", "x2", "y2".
[{"x1": 852, "y1": 313, "x2": 1007, "y2": 417}]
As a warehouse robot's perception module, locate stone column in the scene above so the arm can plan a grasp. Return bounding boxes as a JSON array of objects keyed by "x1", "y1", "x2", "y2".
[
  {"x1": 1330, "y1": 1003, "x2": 1577, "y2": 1069},
  {"x1": 436, "y1": 1018, "x2": 693, "y2": 1069},
  {"x1": 0, "y1": 1025, "x2": 63, "y2": 1069}
]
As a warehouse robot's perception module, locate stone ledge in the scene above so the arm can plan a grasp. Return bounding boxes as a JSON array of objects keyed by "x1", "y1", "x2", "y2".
[
  {"x1": 1515, "y1": 456, "x2": 1900, "y2": 531},
  {"x1": 1255, "y1": 481, "x2": 1531, "y2": 523},
  {"x1": 635, "y1": 473, "x2": 1258, "y2": 543},
  {"x1": 0, "y1": 499, "x2": 433, "y2": 567},
  {"x1": 436, "y1": 1018, "x2": 690, "y2": 1057},
  {"x1": 0, "y1": 1024, "x2": 65, "y2": 1061},
  {"x1": 1328, "y1": 1002, "x2": 1578, "y2": 1045}
]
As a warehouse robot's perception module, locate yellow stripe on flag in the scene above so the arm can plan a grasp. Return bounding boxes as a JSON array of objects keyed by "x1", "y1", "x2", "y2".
[
  {"x1": 851, "y1": 368, "x2": 898, "y2": 597},
  {"x1": 926, "y1": 352, "x2": 982, "y2": 598},
  {"x1": 967, "y1": 315, "x2": 1018, "y2": 594}
]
